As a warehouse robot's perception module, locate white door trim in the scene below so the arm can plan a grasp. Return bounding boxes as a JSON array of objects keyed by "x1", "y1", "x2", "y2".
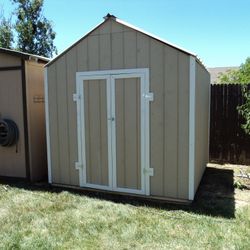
[
  {"x1": 111, "y1": 73, "x2": 147, "y2": 195},
  {"x1": 76, "y1": 68, "x2": 149, "y2": 77},
  {"x1": 110, "y1": 75, "x2": 117, "y2": 192},
  {"x1": 76, "y1": 75, "x2": 111, "y2": 189},
  {"x1": 75, "y1": 68, "x2": 152, "y2": 196},
  {"x1": 106, "y1": 76, "x2": 113, "y2": 189},
  {"x1": 44, "y1": 68, "x2": 52, "y2": 184},
  {"x1": 188, "y1": 56, "x2": 196, "y2": 200}
]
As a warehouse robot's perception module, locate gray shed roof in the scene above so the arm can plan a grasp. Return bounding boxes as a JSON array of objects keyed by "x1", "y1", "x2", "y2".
[
  {"x1": 46, "y1": 14, "x2": 207, "y2": 70},
  {"x1": 0, "y1": 47, "x2": 50, "y2": 63}
]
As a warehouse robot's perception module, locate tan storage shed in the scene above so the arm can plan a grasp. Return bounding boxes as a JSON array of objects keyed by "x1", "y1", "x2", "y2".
[
  {"x1": 45, "y1": 15, "x2": 210, "y2": 202},
  {"x1": 0, "y1": 48, "x2": 48, "y2": 181}
]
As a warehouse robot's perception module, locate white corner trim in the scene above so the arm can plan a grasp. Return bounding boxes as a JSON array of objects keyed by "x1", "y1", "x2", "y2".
[
  {"x1": 207, "y1": 75, "x2": 211, "y2": 162},
  {"x1": 44, "y1": 68, "x2": 52, "y2": 183},
  {"x1": 189, "y1": 56, "x2": 196, "y2": 200},
  {"x1": 143, "y1": 68, "x2": 151, "y2": 196}
]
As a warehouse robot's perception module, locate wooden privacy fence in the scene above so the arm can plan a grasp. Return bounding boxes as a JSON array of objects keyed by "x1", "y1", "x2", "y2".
[{"x1": 209, "y1": 84, "x2": 250, "y2": 164}]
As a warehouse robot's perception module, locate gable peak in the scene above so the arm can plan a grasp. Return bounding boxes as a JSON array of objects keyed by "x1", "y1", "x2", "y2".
[{"x1": 104, "y1": 13, "x2": 117, "y2": 20}]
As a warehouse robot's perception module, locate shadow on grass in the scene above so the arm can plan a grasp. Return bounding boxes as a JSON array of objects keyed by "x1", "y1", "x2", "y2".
[
  {"x1": 192, "y1": 167, "x2": 235, "y2": 218},
  {"x1": 0, "y1": 166, "x2": 235, "y2": 219}
]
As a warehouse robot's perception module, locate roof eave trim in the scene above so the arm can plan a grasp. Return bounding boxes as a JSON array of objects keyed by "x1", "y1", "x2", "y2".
[
  {"x1": 115, "y1": 18, "x2": 197, "y2": 57},
  {"x1": 0, "y1": 48, "x2": 29, "y2": 60},
  {"x1": 115, "y1": 17, "x2": 208, "y2": 71},
  {"x1": 0, "y1": 47, "x2": 49, "y2": 63}
]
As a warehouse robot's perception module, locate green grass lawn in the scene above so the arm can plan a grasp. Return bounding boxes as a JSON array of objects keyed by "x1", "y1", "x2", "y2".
[{"x1": 0, "y1": 165, "x2": 249, "y2": 250}]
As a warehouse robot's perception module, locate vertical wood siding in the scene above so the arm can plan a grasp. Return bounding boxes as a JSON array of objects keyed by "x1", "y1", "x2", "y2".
[
  {"x1": 47, "y1": 64, "x2": 60, "y2": 183},
  {"x1": 0, "y1": 68, "x2": 26, "y2": 178},
  {"x1": 25, "y1": 61, "x2": 47, "y2": 181},
  {"x1": 84, "y1": 80, "x2": 109, "y2": 185},
  {"x1": 115, "y1": 78, "x2": 141, "y2": 189},
  {"x1": 56, "y1": 57, "x2": 70, "y2": 184},
  {"x1": 163, "y1": 46, "x2": 178, "y2": 197},
  {"x1": 47, "y1": 19, "x2": 190, "y2": 199},
  {"x1": 0, "y1": 53, "x2": 21, "y2": 67},
  {"x1": 177, "y1": 53, "x2": 190, "y2": 199},
  {"x1": 66, "y1": 48, "x2": 79, "y2": 185},
  {"x1": 194, "y1": 64, "x2": 210, "y2": 192}
]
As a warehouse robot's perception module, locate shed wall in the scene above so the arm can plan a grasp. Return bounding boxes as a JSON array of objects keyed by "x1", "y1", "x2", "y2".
[
  {"x1": 0, "y1": 53, "x2": 26, "y2": 178},
  {"x1": 25, "y1": 61, "x2": 47, "y2": 181},
  {"x1": 194, "y1": 63, "x2": 210, "y2": 192},
  {"x1": 0, "y1": 53, "x2": 21, "y2": 67},
  {"x1": 47, "y1": 19, "x2": 190, "y2": 199}
]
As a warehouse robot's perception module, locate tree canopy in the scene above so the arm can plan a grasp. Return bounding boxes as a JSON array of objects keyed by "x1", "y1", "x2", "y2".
[
  {"x1": 238, "y1": 86, "x2": 250, "y2": 135},
  {"x1": 0, "y1": 17, "x2": 13, "y2": 49},
  {"x1": 0, "y1": 0, "x2": 57, "y2": 58},
  {"x1": 218, "y1": 57, "x2": 250, "y2": 135},
  {"x1": 218, "y1": 57, "x2": 250, "y2": 84},
  {"x1": 13, "y1": 0, "x2": 57, "y2": 57}
]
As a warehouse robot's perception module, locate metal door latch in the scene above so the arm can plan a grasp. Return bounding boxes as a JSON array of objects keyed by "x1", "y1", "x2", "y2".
[
  {"x1": 143, "y1": 168, "x2": 154, "y2": 176},
  {"x1": 143, "y1": 93, "x2": 154, "y2": 101}
]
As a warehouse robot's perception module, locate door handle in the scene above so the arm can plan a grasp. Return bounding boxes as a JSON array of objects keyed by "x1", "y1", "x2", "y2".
[{"x1": 108, "y1": 117, "x2": 115, "y2": 121}]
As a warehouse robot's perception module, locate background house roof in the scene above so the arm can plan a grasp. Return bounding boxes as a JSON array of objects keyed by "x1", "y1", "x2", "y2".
[{"x1": 0, "y1": 47, "x2": 50, "y2": 63}]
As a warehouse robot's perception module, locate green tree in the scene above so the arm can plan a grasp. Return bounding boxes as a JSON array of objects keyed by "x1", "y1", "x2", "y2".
[
  {"x1": 13, "y1": 0, "x2": 57, "y2": 57},
  {"x1": 218, "y1": 57, "x2": 250, "y2": 84},
  {"x1": 0, "y1": 16, "x2": 14, "y2": 49},
  {"x1": 218, "y1": 69, "x2": 240, "y2": 84},
  {"x1": 238, "y1": 85, "x2": 250, "y2": 135},
  {"x1": 218, "y1": 58, "x2": 250, "y2": 135}
]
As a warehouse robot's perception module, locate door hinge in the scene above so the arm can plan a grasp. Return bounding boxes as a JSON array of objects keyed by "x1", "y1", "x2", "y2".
[
  {"x1": 144, "y1": 168, "x2": 154, "y2": 176},
  {"x1": 73, "y1": 93, "x2": 81, "y2": 102},
  {"x1": 75, "y1": 162, "x2": 83, "y2": 170},
  {"x1": 143, "y1": 93, "x2": 154, "y2": 102}
]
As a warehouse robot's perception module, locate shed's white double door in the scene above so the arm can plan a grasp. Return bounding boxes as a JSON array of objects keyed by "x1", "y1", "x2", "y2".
[{"x1": 76, "y1": 69, "x2": 152, "y2": 195}]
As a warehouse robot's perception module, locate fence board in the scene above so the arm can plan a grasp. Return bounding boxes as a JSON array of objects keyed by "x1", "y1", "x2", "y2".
[{"x1": 210, "y1": 84, "x2": 250, "y2": 164}]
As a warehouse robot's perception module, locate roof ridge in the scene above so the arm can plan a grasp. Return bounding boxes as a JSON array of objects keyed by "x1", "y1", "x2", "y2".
[
  {"x1": 103, "y1": 13, "x2": 117, "y2": 20},
  {"x1": 46, "y1": 15, "x2": 207, "y2": 71}
]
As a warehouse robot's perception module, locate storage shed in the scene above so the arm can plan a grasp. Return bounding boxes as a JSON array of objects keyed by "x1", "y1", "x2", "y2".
[
  {"x1": 0, "y1": 48, "x2": 48, "y2": 181},
  {"x1": 45, "y1": 14, "x2": 210, "y2": 202}
]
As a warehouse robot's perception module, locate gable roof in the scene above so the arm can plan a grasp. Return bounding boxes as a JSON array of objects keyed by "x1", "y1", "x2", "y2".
[
  {"x1": 46, "y1": 14, "x2": 206, "y2": 69},
  {"x1": 0, "y1": 47, "x2": 49, "y2": 63}
]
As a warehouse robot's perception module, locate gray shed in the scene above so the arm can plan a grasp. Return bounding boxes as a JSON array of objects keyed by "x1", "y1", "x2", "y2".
[
  {"x1": 45, "y1": 14, "x2": 210, "y2": 202},
  {"x1": 0, "y1": 48, "x2": 48, "y2": 181}
]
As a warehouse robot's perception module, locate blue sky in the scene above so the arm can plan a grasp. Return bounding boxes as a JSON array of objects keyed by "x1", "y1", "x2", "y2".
[{"x1": 1, "y1": 0, "x2": 250, "y2": 67}]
